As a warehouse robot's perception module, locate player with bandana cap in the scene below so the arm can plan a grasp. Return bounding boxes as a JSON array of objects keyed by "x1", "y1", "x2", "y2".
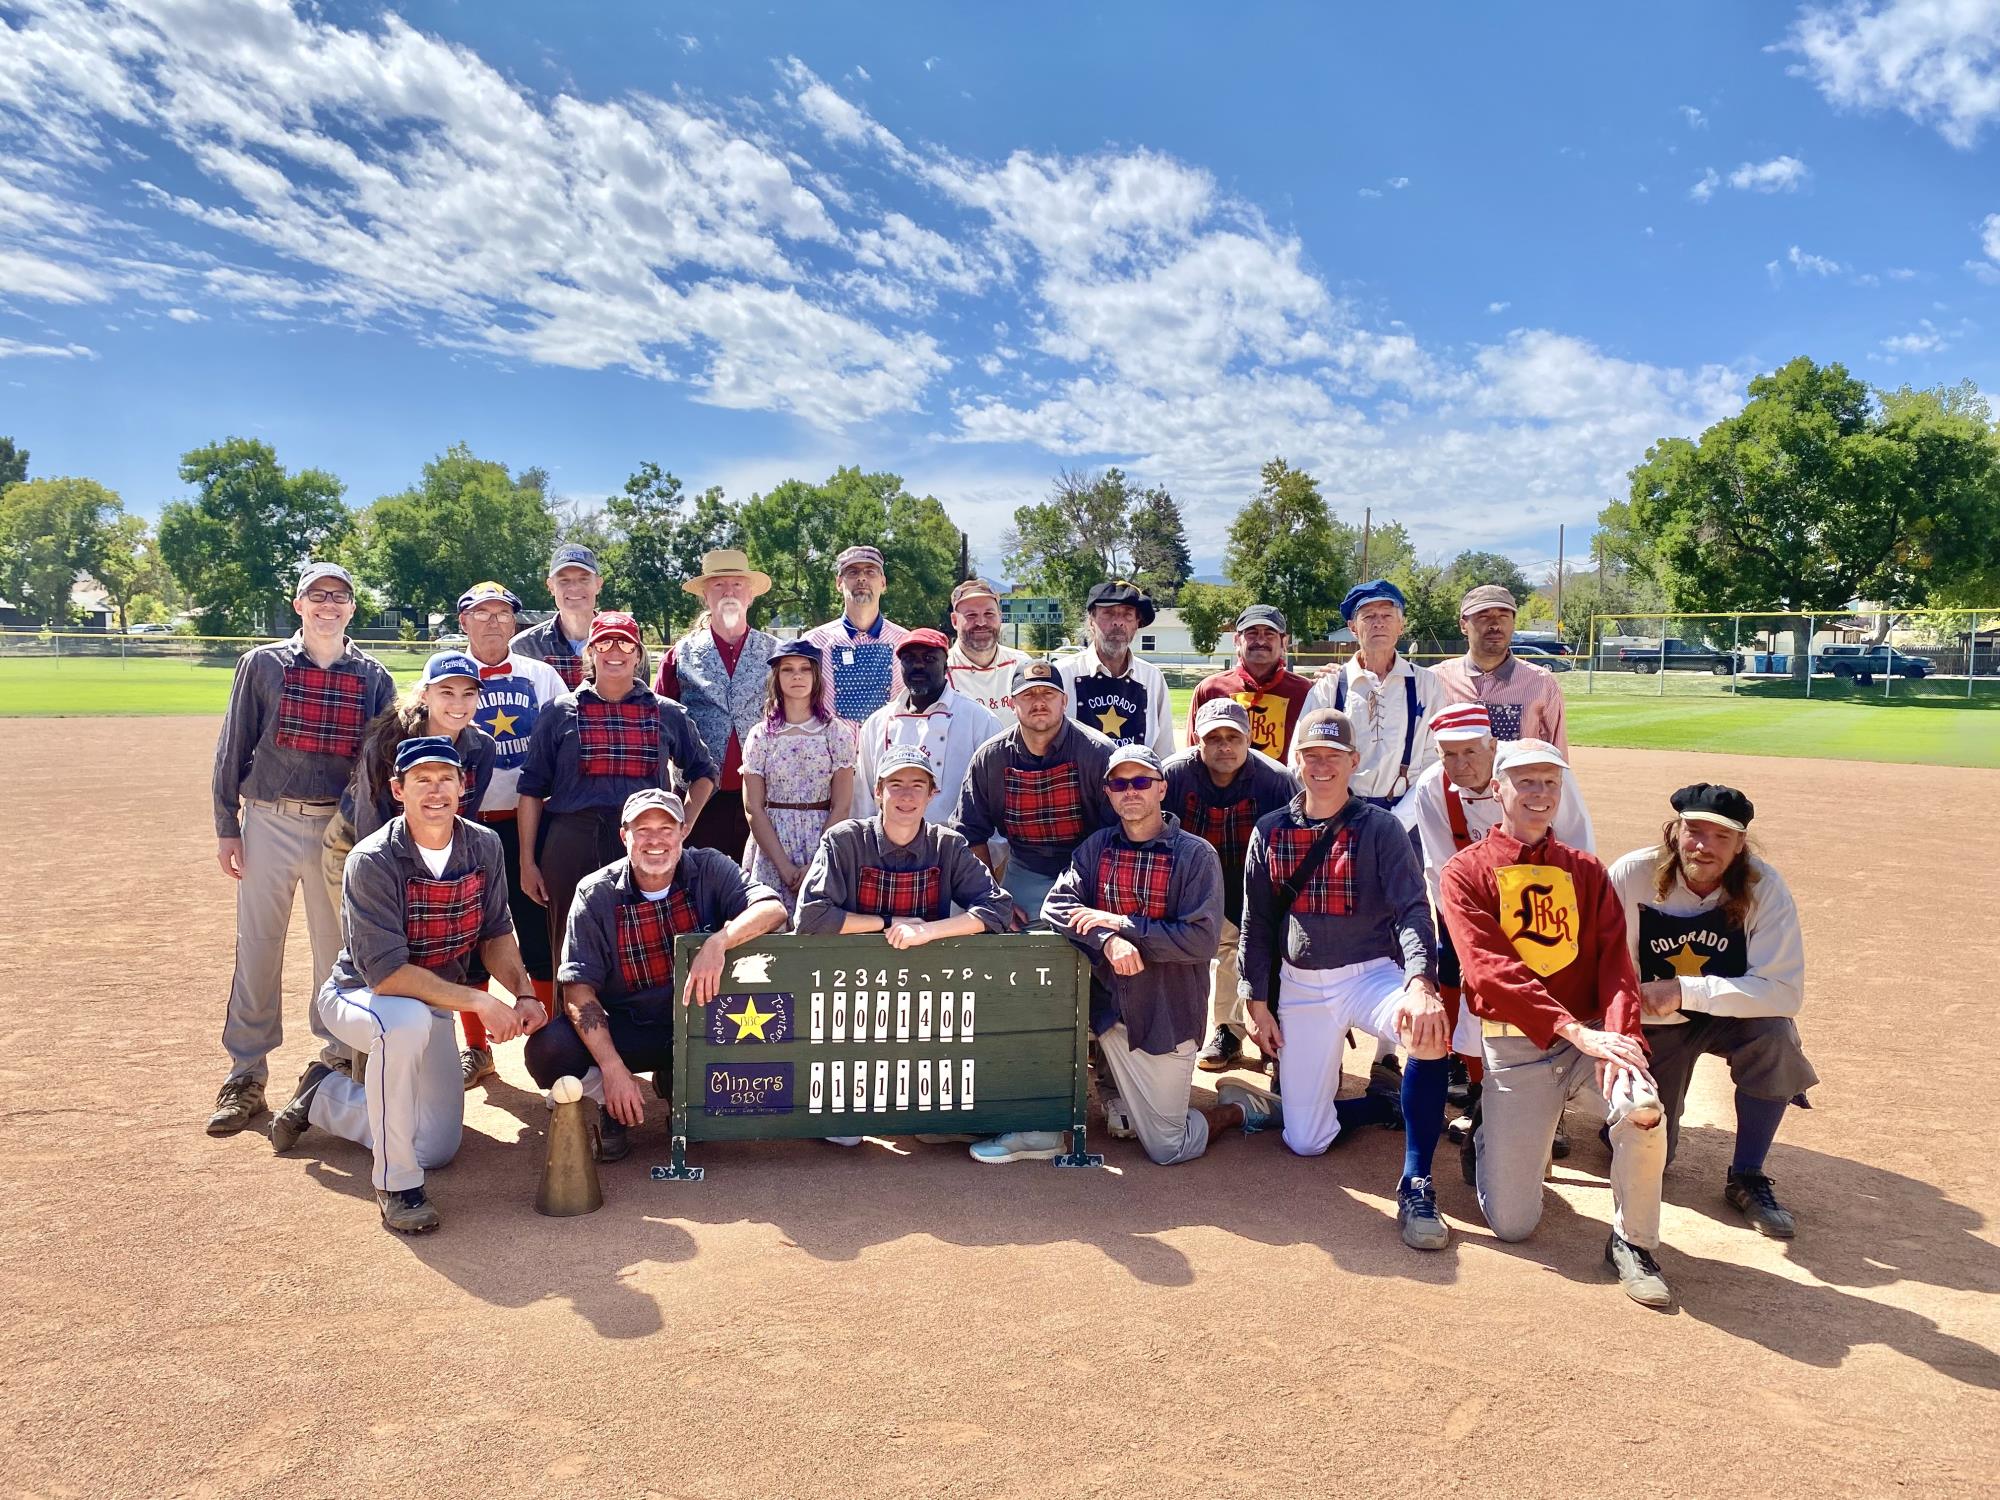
[
  {"x1": 802, "y1": 544, "x2": 908, "y2": 724},
  {"x1": 1055, "y1": 580, "x2": 1176, "y2": 759},
  {"x1": 453, "y1": 578, "x2": 569, "y2": 1087},
  {"x1": 269, "y1": 736, "x2": 547, "y2": 1234},
  {"x1": 525, "y1": 787, "x2": 789, "y2": 1163},
  {"x1": 206, "y1": 561, "x2": 396, "y2": 1136},
  {"x1": 1607, "y1": 783, "x2": 1816, "y2": 1239},
  {"x1": 1440, "y1": 737, "x2": 1672, "y2": 1305}
]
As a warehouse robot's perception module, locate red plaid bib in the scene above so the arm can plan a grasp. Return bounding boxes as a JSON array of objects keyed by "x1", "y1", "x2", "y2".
[
  {"x1": 1097, "y1": 845, "x2": 1175, "y2": 920},
  {"x1": 1268, "y1": 823, "x2": 1356, "y2": 916},
  {"x1": 856, "y1": 865, "x2": 944, "y2": 922},
  {"x1": 577, "y1": 697, "x2": 659, "y2": 779},
  {"x1": 614, "y1": 888, "x2": 701, "y2": 991},
  {"x1": 1002, "y1": 762, "x2": 1087, "y2": 845},
  {"x1": 1182, "y1": 794, "x2": 1256, "y2": 874},
  {"x1": 544, "y1": 651, "x2": 584, "y2": 689},
  {"x1": 276, "y1": 663, "x2": 369, "y2": 758},
  {"x1": 404, "y1": 871, "x2": 486, "y2": 970}
]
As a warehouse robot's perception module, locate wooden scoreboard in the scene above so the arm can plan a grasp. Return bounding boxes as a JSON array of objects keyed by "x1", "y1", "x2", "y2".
[{"x1": 652, "y1": 930, "x2": 1103, "y2": 1179}]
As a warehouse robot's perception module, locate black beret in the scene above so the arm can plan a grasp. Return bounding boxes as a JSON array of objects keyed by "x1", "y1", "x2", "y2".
[{"x1": 1670, "y1": 782, "x2": 1754, "y2": 831}]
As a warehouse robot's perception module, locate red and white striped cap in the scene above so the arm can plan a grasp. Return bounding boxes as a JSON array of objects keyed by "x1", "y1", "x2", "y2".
[{"x1": 1430, "y1": 702, "x2": 1492, "y2": 742}]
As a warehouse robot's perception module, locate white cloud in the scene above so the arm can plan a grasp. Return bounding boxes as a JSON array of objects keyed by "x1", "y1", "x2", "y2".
[
  {"x1": 164, "y1": 305, "x2": 203, "y2": 322},
  {"x1": 923, "y1": 56, "x2": 941, "y2": 71},
  {"x1": 1357, "y1": 187, "x2": 1383, "y2": 198},
  {"x1": 1387, "y1": 176, "x2": 1410, "y2": 189},
  {"x1": 1728, "y1": 155, "x2": 1810, "y2": 193},
  {"x1": 1487, "y1": 301, "x2": 1510, "y2": 313},
  {"x1": 1680, "y1": 104, "x2": 1708, "y2": 128},
  {"x1": 0, "y1": 336, "x2": 94, "y2": 358},
  {"x1": 677, "y1": 34, "x2": 700, "y2": 54},
  {"x1": 1689, "y1": 167, "x2": 1720, "y2": 202},
  {"x1": 1879, "y1": 318, "x2": 1949, "y2": 354},
  {"x1": 852, "y1": 65, "x2": 871, "y2": 82},
  {"x1": 1982, "y1": 211, "x2": 2000, "y2": 261},
  {"x1": 1786, "y1": 0, "x2": 2000, "y2": 149},
  {"x1": 1788, "y1": 244, "x2": 1844, "y2": 275},
  {"x1": 1888, "y1": 265, "x2": 1918, "y2": 280},
  {"x1": 0, "y1": 245, "x2": 107, "y2": 302}
]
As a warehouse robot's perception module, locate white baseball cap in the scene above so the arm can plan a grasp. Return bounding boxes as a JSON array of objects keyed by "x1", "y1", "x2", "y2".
[{"x1": 1493, "y1": 738, "x2": 1568, "y2": 774}]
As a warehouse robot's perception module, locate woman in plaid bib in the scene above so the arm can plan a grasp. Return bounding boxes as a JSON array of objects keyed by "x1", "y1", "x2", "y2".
[
  {"x1": 270, "y1": 737, "x2": 546, "y2": 1236},
  {"x1": 517, "y1": 613, "x2": 720, "y2": 1010},
  {"x1": 1235, "y1": 708, "x2": 1456, "y2": 1253},
  {"x1": 525, "y1": 787, "x2": 788, "y2": 1161}
]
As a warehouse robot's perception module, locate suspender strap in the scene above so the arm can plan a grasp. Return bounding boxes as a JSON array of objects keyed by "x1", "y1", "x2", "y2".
[
  {"x1": 1394, "y1": 673, "x2": 1419, "y2": 793},
  {"x1": 1444, "y1": 783, "x2": 1472, "y2": 849}
]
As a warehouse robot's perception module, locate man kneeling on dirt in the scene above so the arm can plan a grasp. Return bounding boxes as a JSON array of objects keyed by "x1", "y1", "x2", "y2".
[
  {"x1": 525, "y1": 788, "x2": 789, "y2": 1163},
  {"x1": 270, "y1": 737, "x2": 546, "y2": 1234},
  {"x1": 1609, "y1": 783, "x2": 1815, "y2": 1239}
]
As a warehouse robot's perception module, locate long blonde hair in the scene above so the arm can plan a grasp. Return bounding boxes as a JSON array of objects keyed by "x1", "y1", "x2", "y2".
[{"x1": 1651, "y1": 819, "x2": 1761, "y2": 930}]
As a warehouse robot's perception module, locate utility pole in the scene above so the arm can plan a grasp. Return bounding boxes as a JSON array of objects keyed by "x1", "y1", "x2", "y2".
[
  {"x1": 1359, "y1": 507, "x2": 1371, "y2": 578},
  {"x1": 1554, "y1": 523, "x2": 1565, "y2": 633}
]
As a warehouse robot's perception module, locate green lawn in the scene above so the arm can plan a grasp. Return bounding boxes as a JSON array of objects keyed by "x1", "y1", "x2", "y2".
[{"x1": 2, "y1": 654, "x2": 1994, "y2": 769}]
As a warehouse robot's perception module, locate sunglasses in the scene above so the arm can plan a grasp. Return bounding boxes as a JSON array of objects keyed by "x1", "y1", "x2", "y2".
[
  {"x1": 1105, "y1": 775, "x2": 1160, "y2": 792},
  {"x1": 302, "y1": 589, "x2": 353, "y2": 605}
]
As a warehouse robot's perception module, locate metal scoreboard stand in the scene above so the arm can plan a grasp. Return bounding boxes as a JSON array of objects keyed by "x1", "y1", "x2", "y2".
[{"x1": 652, "y1": 931, "x2": 1103, "y2": 1180}]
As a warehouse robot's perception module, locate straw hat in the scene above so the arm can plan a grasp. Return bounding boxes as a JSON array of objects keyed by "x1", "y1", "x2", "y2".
[{"x1": 683, "y1": 548, "x2": 772, "y2": 599}]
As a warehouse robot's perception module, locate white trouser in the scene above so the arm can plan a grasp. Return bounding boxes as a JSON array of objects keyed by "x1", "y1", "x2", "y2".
[
  {"x1": 1476, "y1": 1032, "x2": 1666, "y2": 1249},
  {"x1": 1096, "y1": 1023, "x2": 1207, "y2": 1166},
  {"x1": 1209, "y1": 917, "x2": 1247, "y2": 1034},
  {"x1": 223, "y1": 799, "x2": 340, "y2": 1082},
  {"x1": 1275, "y1": 957, "x2": 1408, "y2": 1156},
  {"x1": 310, "y1": 982, "x2": 464, "y2": 1191}
]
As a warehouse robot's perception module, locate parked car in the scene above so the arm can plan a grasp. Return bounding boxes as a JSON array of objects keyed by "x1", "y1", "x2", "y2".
[
  {"x1": 433, "y1": 631, "x2": 470, "y2": 649},
  {"x1": 1511, "y1": 642, "x2": 1573, "y2": 672},
  {"x1": 125, "y1": 622, "x2": 174, "y2": 635},
  {"x1": 1511, "y1": 633, "x2": 1574, "y2": 655},
  {"x1": 1813, "y1": 644, "x2": 1932, "y2": 682},
  {"x1": 1615, "y1": 638, "x2": 1737, "y2": 675}
]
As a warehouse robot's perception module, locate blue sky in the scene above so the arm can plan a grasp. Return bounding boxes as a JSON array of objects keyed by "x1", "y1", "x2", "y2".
[{"x1": 3, "y1": 0, "x2": 1998, "y2": 578}]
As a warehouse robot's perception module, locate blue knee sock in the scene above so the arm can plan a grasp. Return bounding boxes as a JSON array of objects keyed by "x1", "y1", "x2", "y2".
[
  {"x1": 1731, "y1": 1090, "x2": 1788, "y2": 1175},
  {"x1": 1400, "y1": 1055, "x2": 1450, "y2": 1182},
  {"x1": 1334, "y1": 1092, "x2": 1396, "y2": 1136}
]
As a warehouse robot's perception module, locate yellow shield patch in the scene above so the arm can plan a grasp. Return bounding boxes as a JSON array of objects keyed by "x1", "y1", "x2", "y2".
[
  {"x1": 1231, "y1": 691, "x2": 1289, "y2": 759},
  {"x1": 1494, "y1": 864, "x2": 1582, "y2": 977}
]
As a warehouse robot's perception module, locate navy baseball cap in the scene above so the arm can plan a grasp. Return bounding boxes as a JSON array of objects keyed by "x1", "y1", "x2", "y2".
[
  {"x1": 1340, "y1": 579, "x2": 1408, "y2": 622},
  {"x1": 421, "y1": 650, "x2": 481, "y2": 685},
  {"x1": 394, "y1": 736, "x2": 462, "y2": 776},
  {"x1": 456, "y1": 580, "x2": 523, "y2": 614},
  {"x1": 768, "y1": 640, "x2": 821, "y2": 667},
  {"x1": 548, "y1": 543, "x2": 601, "y2": 576},
  {"x1": 1011, "y1": 658, "x2": 1065, "y2": 695}
]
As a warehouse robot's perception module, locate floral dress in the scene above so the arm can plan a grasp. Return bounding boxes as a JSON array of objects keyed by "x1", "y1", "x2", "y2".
[{"x1": 741, "y1": 716, "x2": 859, "y2": 901}]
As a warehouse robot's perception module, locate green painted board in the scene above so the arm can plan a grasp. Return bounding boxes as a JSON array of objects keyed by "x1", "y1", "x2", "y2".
[{"x1": 653, "y1": 930, "x2": 1101, "y2": 1178}]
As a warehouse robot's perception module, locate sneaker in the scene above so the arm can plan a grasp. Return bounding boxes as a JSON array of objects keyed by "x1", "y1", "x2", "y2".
[
  {"x1": 1397, "y1": 1176, "x2": 1450, "y2": 1251},
  {"x1": 1725, "y1": 1169, "x2": 1797, "y2": 1240},
  {"x1": 1195, "y1": 1025, "x2": 1243, "y2": 1072},
  {"x1": 1605, "y1": 1232, "x2": 1672, "y2": 1307},
  {"x1": 1099, "y1": 1092, "x2": 1137, "y2": 1139},
  {"x1": 1551, "y1": 1119, "x2": 1571, "y2": 1160},
  {"x1": 1369, "y1": 1054, "x2": 1403, "y2": 1095},
  {"x1": 377, "y1": 1186, "x2": 441, "y2": 1235},
  {"x1": 594, "y1": 1111, "x2": 631, "y2": 1164},
  {"x1": 205, "y1": 1076, "x2": 266, "y2": 1136},
  {"x1": 460, "y1": 1047, "x2": 496, "y2": 1089},
  {"x1": 968, "y1": 1130, "x2": 1065, "y2": 1164},
  {"x1": 1217, "y1": 1082, "x2": 1280, "y2": 1134},
  {"x1": 824, "y1": 1136, "x2": 865, "y2": 1147},
  {"x1": 269, "y1": 1061, "x2": 333, "y2": 1153}
]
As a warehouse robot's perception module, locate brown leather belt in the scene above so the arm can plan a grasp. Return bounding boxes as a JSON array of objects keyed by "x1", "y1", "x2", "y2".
[
  {"x1": 764, "y1": 800, "x2": 831, "y2": 811},
  {"x1": 480, "y1": 807, "x2": 518, "y2": 823}
]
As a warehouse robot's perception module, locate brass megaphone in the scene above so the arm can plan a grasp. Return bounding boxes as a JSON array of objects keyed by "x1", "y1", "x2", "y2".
[{"x1": 535, "y1": 1075, "x2": 604, "y2": 1217}]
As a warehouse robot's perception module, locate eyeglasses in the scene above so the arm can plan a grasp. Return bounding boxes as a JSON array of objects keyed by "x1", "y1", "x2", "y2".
[
  {"x1": 302, "y1": 589, "x2": 353, "y2": 605},
  {"x1": 1105, "y1": 775, "x2": 1159, "y2": 792}
]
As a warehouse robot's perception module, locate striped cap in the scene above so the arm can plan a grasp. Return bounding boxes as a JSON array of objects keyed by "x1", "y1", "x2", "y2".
[{"x1": 1429, "y1": 702, "x2": 1493, "y2": 743}]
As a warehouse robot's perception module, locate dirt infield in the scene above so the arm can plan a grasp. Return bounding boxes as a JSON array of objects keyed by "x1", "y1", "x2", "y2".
[{"x1": 2, "y1": 718, "x2": 1994, "y2": 1499}]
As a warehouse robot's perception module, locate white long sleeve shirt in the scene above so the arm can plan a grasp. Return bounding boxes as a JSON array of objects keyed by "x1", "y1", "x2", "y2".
[
  {"x1": 1396, "y1": 760, "x2": 1594, "y2": 907},
  {"x1": 1606, "y1": 849, "x2": 1806, "y2": 1021},
  {"x1": 850, "y1": 686, "x2": 1000, "y2": 824},
  {"x1": 1302, "y1": 653, "x2": 1447, "y2": 807},
  {"x1": 1056, "y1": 645, "x2": 1177, "y2": 760}
]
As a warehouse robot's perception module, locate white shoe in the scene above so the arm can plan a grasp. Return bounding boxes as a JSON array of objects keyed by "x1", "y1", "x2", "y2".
[
  {"x1": 824, "y1": 1135, "x2": 864, "y2": 1147},
  {"x1": 1100, "y1": 1092, "x2": 1136, "y2": 1140},
  {"x1": 969, "y1": 1130, "x2": 1065, "y2": 1164}
]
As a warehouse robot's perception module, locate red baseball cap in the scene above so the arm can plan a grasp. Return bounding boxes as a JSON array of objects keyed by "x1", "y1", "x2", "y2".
[
  {"x1": 588, "y1": 611, "x2": 642, "y2": 647},
  {"x1": 896, "y1": 627, "x2": 950, "y2": 655}
]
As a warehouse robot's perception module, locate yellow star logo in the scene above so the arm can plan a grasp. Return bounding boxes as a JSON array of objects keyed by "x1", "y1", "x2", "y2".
[
  {"x1": 487, "y1": 707, "x2": 518, "y2": 737},
  {"x1": 1664, "y1": 941, "x2": 1710, "y2": 978},
  {"x1": 1096, "y1": 704, "x2": 1128, "y2": 738},
  {"x1": 726, "y1": 997, "x2": 777, "y2": 1041}
]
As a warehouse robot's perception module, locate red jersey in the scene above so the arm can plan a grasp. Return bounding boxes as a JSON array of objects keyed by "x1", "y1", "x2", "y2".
[
  {"x1": 1438, "y1": 827, "x2": 1643, "y2": 1050},
  {"x1": 1188, "y1": 665, "x2": 1314, "y2": 762}
]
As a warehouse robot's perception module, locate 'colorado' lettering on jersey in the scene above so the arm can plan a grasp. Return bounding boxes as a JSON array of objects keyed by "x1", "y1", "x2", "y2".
[
  {"x1": 1637, "y1": 906, "x2": 1748, "y2": 982},
  {"x1": 473, "y1": 654, "x2": 568, "y2": 811},
  {"x1": 1072, "y1": 673, "x2": 1147, "y2": 746}
]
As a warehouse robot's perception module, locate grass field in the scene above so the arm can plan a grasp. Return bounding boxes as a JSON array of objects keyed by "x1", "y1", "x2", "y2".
[{"x1": 1, "y1": 654, "x2": 1994, "y2": 767}]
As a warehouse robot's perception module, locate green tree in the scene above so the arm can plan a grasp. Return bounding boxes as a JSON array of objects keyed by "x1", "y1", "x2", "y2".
[
  {"x1": 90, "y1": 512, "x2": 156, "y2": 631},
  {"x1": 1360, "y1": 519, "x2": 1418, "y2": 580},
  {"x1": 602, "y1": 462, "x2": 744, "y2": 639},
  {"x1": 351, "y1": 444, "x2": 556, "y2": 626},
  {"x1": 1628, "y1": 358, "x2": 2000, "y2": 612},
  {"x1": 1177, "y1": 580, "x2": 1249, "y2": 654},
  {"x1": 1444, "y1": 549, "x2": 1534, "y2": 605},
  {"x1": 739, "y1": 467, "x2": 962, "y2": 632},
  {"x1": 1128, "y1": 483, "x2": 1194, "y2": 604},
  {"x1": 1004, "y1": 468, "x2": 1138, "y2": 618},
  {"x1": 159, "y1": 438, "x2": 350, "y2": 633},
  {"x1": 0, "y1": 476, "x2": 122, "y2": 625},
  {"x1": 1383, "y1": 559, "x2": 1461, "y2": 651},
  {"x1": 0, "y1": 437, "x2": 26, "y2": 492},
  {"x1": 1223, "y1": 458, "x2": 1358, "y2": 642}
]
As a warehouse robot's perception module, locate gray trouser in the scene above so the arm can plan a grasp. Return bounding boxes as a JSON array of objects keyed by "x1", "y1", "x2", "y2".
[
  {"x1": 1002, "y1": 864, "x2": 1060, "y2": 927},
  {"x1": 1097, "y1": 1022, "x2": 1208, "y2": 1166},
  {"x1": 1475, "y1": 1030, "x2": 1666, "y2": 1249},
  {"x1": 1209, "y1": 917, "x2": 1247, "y2": 1034},
  {"x1": 310, "y1": 982, "x2": 464, "y2": 1192},
  {"x1": 223, "y1": 799, "x2": 340, "y2": 1083},
  {"x1": 1644, "y1": 1013, "x2": 1818, "y2": 1164}
]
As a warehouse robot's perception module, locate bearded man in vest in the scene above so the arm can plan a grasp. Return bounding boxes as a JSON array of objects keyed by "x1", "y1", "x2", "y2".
[{"x1": 654, "y1": 549, "x2": 778, "y2": 860}]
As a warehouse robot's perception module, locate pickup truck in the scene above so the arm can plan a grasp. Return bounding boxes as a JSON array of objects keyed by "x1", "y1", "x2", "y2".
[
  {"x1": 1813, "y1": 645, "x2": 1932, "y2": 682},
  {"x1": 1615, "y1": 638, "x2": 1737, "y2": 675}
]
